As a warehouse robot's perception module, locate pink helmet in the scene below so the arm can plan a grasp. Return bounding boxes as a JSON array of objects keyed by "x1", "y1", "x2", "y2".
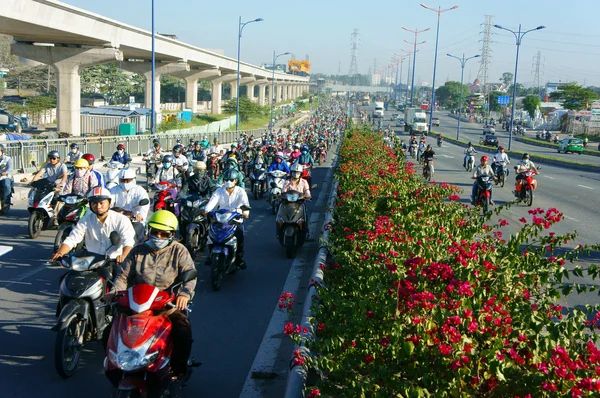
[{"x1": 276, "y1": 151, "x2": 284, "y2": 158}]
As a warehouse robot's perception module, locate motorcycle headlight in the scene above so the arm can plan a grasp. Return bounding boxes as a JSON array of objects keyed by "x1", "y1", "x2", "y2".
[
  {"x1": 285, "y1": 192, "x2": 299, "y2": 202},
  {"x1": 64, "y1": 196, "x2": 79, "y2": 205},
  {"x1": 186, "y1": 200, "x2": 193, "y2": 208},
  {"x1": 193, "y1": 199, "x2": 202, "y2": 208},
  {"x1": 38, "y1": 193, "x2": 53, "y2": 208},
  {"x1": 71, "y1": 256, "x2": 94, "y2": 271},
  {"x1": 28, "y1": 190, "x2": 35, "y2": 206},
  {"x1": 117, "y1": 350, "x2": 141, "y2": 371},
  {"x1": 215, "y1": 212, "x2": 230, "y2": 224}
]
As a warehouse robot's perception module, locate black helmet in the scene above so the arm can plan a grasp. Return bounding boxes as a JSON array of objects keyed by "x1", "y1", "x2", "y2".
[
  {"x1": 223, "y1": 169, "x2": 238, "y2": 182},
  {"x1": 522, "y1": 153, "x2": 530, "y2": 160},
  {"x1": 194, "y1": 141, "x2": 200, "y2": 146},
  {"x1": 70, "y1": 143, "x2": 79, "y2": 149},
  {"x1": 48, "y1": 150, "x2": 60, "y2": 159},
  {"x1": 153, "y1": 139, "x2": 160, "y2": 146},
  {"x1": 468, "y1": 142, "x2": 472, "y2": 146},
  {"x1": 173, "y1": 144, "x2": 184, "y2": 153}
]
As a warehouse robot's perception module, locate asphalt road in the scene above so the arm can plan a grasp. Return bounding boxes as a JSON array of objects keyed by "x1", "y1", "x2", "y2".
[{"x1": 0, "y1": 150, "x2": 337, "y2": 397}]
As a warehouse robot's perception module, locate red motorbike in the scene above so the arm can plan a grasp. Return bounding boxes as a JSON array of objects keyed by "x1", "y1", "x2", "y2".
[
  {"x1": 153, "y1": 181, "x2": 177, "y2": 215},
  {"x1": 316, "y1": 147, "x2": 326, "y2": 165},
  {"x1": 474, "y1": 175, "x2": 494, "y2": 214},
  {"x1": 104, "y1": 270, "x2": 198, "y2": 397},
  {"x1": 300, "y1": 163, "x2": 312, "y2": 186},
  {"x1": 514, "y1": 167, "x2": 540, "y2": 207}
]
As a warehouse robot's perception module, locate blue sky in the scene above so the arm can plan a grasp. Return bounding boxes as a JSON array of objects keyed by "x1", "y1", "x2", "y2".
[{"x1": 63, "y1": 0, "x2": 600, "y2": 86}]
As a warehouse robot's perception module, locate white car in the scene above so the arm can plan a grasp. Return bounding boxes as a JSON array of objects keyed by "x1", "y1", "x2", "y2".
[
  {"x1": 396, "y1": 118, "x2": 405, "y2": 127},
  {"x1": 483, "y1": 126, "x2": 495, "y2": 134}
]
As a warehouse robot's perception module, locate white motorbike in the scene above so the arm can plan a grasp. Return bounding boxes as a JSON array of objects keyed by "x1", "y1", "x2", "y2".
[
  {"x1": 267, "y1": 170, "x2": 288, "y2": 215},
  {"x1": 104, "y1": 161, "x2": 124, "y2": 189}
]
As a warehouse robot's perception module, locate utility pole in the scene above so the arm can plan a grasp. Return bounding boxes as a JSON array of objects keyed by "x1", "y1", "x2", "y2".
[
  {"x1": 348, "y1": 29, "x2": 360, "y2": 85},
  {"x1": 532, "y1": 51, "x2": 543, "y2": 96},
  {"x1": 402, "y1": 27, "x2": 430, "y2": 106},
  {"x1": 476, "y1": 15, "x2": 493, "y2": 110}
]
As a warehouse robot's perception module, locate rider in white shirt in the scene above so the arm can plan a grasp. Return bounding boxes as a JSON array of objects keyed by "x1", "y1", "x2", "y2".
[
  {"x1": 110, "y1": 169, "x2": 150, "y2": 243},
  {"x1": 492, "y1": 146, "x2": 510, "y2": 176}
]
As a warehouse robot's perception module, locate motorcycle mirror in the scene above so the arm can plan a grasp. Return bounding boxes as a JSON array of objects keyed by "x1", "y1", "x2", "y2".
[
  {"x1": 270, "y1": 182, "x2": 277, "y2": 188},
  {"x1": 138, "y1": 198, "x2": 150, "y2": 206},
  {"x1": 311, "y1": 184, "x2": 318, "y2": 189},
  {"x1": 109, "y1": 231, "x2": 121, "y2": 247},
  {"x1": 176, "y1": 269, "x2": 198, "y2": 284},
  {"x1": 240, "y1": 205, "x2": 251, "y2": 211}
]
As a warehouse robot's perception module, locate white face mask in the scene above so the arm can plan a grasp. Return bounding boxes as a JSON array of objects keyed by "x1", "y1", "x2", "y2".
[
  {"x1": 118, "y1": 150, "x2": 124, "y2": 155},
  {"x1": 75, "y1": 169, "x2": 86, "y2": 178},
  {"x1": 224, "y1": 180, "x2": 235, "y2": 188},
  {"x1": 120, "y1": 181, "x2": 136, "y2": 191}
]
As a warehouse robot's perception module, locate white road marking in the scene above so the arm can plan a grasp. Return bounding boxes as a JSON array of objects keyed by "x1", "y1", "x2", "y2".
[
  {"x1": 439, "y1": 154, "x2": 455, "y2": 159},
  {"x1": 564, "y1": 216, "x2": 579, "y2": 222},
  {"x1": 240, "y1": 212, "x2": 321, "y2": 398},
  {"x1": 0, "y1": 262, "x2": 50, "y2": 289},
  {"x1": 544, "y1": 175, "x2": 555, "y2": 180},
  {"x1": 577, "y1": 185, "x2": 594, "y2": 190}
]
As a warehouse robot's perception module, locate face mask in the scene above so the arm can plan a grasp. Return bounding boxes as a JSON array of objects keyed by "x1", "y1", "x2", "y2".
[
  {"x1": 75, "y1": 169, "x2": 86, "y2": 178},
  {"x1": 302, "y1": 150, "x2": 307, "y2": 155},
  {"x1": 224, "y1": 180, "x2": 235, "y2": 188},
  {"x1": 292, "y1": 172, "x2": 301, "y2": 179},
  {"x1": 146, "y1": 236, "x2": 171, "y2": 251},
  {"x1": 120, "y1": 181, "x2": 136, "y2": 191},
  {"x1": 118, "y1": 150, "x2": 124, "y2": 155},
  {"x1": 163, "y1": 162, "x2": 172, "y2": 169}
]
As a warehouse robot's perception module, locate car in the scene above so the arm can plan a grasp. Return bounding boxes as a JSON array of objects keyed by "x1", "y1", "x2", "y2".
[
  {"x1": 483, "y1": 126, "x2": 496, "y2": 134},
  {"x1": 432, "y1": 118, "x2": 440, "y2": 127},
  {"x1": 479, "y1": 134, "x2": 499, "y2": 147},
  {"x1": 557, "y1": 138, "x2": 583, "y2": 154},
  {"x1": 396, "y1": 117, "x2": 405, "y2": 127}
]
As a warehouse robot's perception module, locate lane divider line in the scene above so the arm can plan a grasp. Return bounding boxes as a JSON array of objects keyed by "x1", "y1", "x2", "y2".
[{"x1": 577, "y1": 185, "x2": 594, "y2": 190}]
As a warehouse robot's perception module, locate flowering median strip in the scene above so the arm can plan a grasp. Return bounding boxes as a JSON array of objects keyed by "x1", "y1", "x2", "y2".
[{"x1": 284, "y1": 127, "x2": 600, "y2": 397}]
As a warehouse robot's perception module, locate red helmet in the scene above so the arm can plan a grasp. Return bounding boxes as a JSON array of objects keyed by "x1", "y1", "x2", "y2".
[
  {"x1": 82, "y1": 153, "x2": 96, "y2": 164},
  {"x1": 481, "y1": 155, "x2": 489, "y2": 163},
  {"x1": 117, "y1": 143, "x2": 125, "y2": 150},
  {"x1": 499, "y1": 146, "x2": 505, "y2": 150}
]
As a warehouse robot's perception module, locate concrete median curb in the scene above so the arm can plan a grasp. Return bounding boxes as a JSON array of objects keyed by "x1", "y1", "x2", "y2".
[
  {"x1": 283, "y1": 149, "x2": 340, "y2": 398},
  {"x1": 513, "y1": 136, "x2": 600, "y2": 157},
  {"x1": 441, "y1": 135, "x2": 600, "y2": 173}
]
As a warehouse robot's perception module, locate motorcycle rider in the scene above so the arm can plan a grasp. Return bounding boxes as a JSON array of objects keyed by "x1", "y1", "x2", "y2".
[
  {"x1": 109, "y1": 169, "x2": 150, "y2": 243},
  {"x1": 437, "y1": 133, "x2": 443, "y2": 146},
  {"x1": 0, "y1": 144, "x2": 14, "y2": 209},
  {"x1": 172, "y1": 144, "x2": 189, "y2": 173},
  {"x1": 422, "y1": 144, "x2": 435, "y2": 177},
  {"x1": 81, "y1": 153, "x2": 106, "y2": 188},
  {"x1": 471, "y1": 155, "x2": 496, "y2": 206},
  {"x1": 189, "y1": 142, "x2": 206, "y2": 162},
  {"x1": 282, "y1": 163, "x2": 311, "y2": 238},
  {"x1": 218, "y1": 157, "x2": 245, "y2": 188},
  {"x1": 65, "y1": 143, "x2": 82, "y2": 164},
  {"x1": 62, "y1": 158, "x2": 100, "y2": 196},
  {"x1": 514, "y1": 153, "x2": 539, "y2": 195},
  {"x1": 146, "y1": 138, "x2": 164, "y2": 158},
  {"x1": 463, "y1": 142, "x2": 477, "y2": 169},
  {"x1": 110, "y1": 144, "x2": 131, "y2": 167},
  {"x1": 200, "y1": 136, "x2": 210, "y2": 150},
  {"x1": 290, "y1": 144, "x2": 302, "y2": 162},
  {"x1": 31, "y1": 150, "x2": 68, "y2": 187},
  {"x1": 113, "y1": 210, "x2": 196, "y2": 378},
  {"x1": 184, "y1": 161, "x2": 217, "y2": 197},
  {"x1": 50, "y1": 187, "x2": 136, "y2": 264},
  {"x1": 203, "y1": 169, "x2": 250, "y2": 269},
  {"x1": 491, "y1": 146, "x2": 510, "y2": 177}
]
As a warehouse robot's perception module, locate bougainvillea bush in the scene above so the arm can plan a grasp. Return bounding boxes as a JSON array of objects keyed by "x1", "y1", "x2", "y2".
[{"x1": 287, "y1": 127, "x2": 600, "y2": 397}]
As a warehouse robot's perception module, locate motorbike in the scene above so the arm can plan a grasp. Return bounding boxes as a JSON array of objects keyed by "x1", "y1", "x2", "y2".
[
  {"x1": 437, "y1": 138, "x2": 442, "y2": 148},
  {"x1": 207, "y1": 206, "x2": 250, "y2": 291},
  {"x1": 104, "y1": 270, "x2": 200, "y2": 396},
  {"x1": 423, "y1": 157, "x2": 434, "y2": 181},
  {"x1": 153, "y1": 181, "x2": 178, "y2": 215},
  {"x1": 250, "y1": 162, "x2": 267, "y2": 201},
  {"x1": 179, "y1": 193, "x2": 209, "y2": 258},
  {"x1": 299, "y1": 163, "x2": 312, "y2": 186},
  {"x1": 276, "y1": 191, "x2": 308, "y2": 258},
  {"x1": 53, "y1": 193, "x2": 88, "y2": 254},
  {"x1": 53, "y1": 232, "x2": 121, "y2": 378},
  {"x1": 514, "y1": 167, "x2": 540, "y2": 207},
  {"x1": 144, "y1": 155, "x2": 162, "y2": 188},
  {"x1": 494, "y1": 161, "x2": 509, "y2": 187},
  {"x1": 27, "y1": 179, "x2": 57, "y2": 239},
  {"x1": 105, "y1": 161, "x2": 125, "y2": 189},
  {"x1": 0, "y1": 175, "x2": 14, "y2": 215},
  {"x1": 474, "y1": 175, "x2": 494, "y2": 215},
  {"x1": 465, "y1": 154, "x2": 475, "y2": 172},
  {"x1": 409, "y1": 144, "x2": 418, "y2": 159},
  {"x1": 316, "y1": 147, "x2": 326, "y2": 165},
  {"x1": 268, "y1": 170, "x2": 288, "y2": 215}
]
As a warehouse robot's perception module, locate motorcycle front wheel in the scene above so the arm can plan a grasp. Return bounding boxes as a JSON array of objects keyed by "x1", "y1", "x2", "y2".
[
  {"x1": 480, "y1": 195, "x2": 489, "y2": 215},
  {"x1": 525, "y1": 187, "x2": 533, "y2": 207},
  {"x1": 54, "y1": 313, "x2": 84, "y2": 378},
  {"x1": 28, "y1": 211, "x2": 44, "y2": 239},
  {"x1": 499, "y1": 174, "x2": 505, "y2": 188},
  {"x1": 210, "y1": 253, "x2": 224, "y2": 291},
  {"x1": 116, "y1": 390, "x2": 140, "y2": 398},
  {"x1": 185, "y1": 229, "x2": 198, "y2": 258},
  {"x1": 54, "y1": 223, "x2": 74, "y2": 253}
]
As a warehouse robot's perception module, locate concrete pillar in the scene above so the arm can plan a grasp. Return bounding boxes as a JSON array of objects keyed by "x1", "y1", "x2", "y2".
[
  {"x1": 276, "y1": 85, "x2": 283, "y2": 103},
  {"x1": 246, "y1": 83, "x2": 256, "y2": 100},
  {"x1": 229, "y1": 81, "x2": 238, "y2": 100},
  {"x1": 206, "y1": 74, "x2": 237, "y2": 114},
  {"x1": 121, "y1": 61, "x2": 189, "y2": 124},
  {"x1": 255, "y1": 79, "x2": 268, "y2": 106},
  {"x1": 11, "y1": 43, "x2": 123, "y2": 136},
  {"x1": 239, "y1": 76, "x2": 256, "y2": 101},
  {"x1": 177, "y1": 69, "x2": 220, "y2": 113}
]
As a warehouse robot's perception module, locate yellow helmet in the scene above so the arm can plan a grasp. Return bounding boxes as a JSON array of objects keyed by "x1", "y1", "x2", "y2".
[
  {"x1": 74, "y1": 158, "x2": 89, "y2": 168},
  {"x1": 147, "y1": 210, "x2": 178, "y2": 231}
]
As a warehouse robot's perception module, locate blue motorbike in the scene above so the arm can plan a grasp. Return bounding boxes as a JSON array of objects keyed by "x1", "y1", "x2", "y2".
[{"x1": 207, "y1": 206, "x2": 250, "y2": 291}]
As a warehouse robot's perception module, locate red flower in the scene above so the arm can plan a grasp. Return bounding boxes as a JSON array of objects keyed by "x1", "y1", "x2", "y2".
[
  {"x1": 364, "y1": 354, "x2": 375, "y2": 364},
  {"x1": 519, "y1": 217, "x2": 527, "y2": 223},
  {"x1": 307, "y1": 388, "x2": 320, "y2": 398},
  {"x1": 438, "y1": 344, "x2": 453, "y2": 356},
  {"x1": 366, "y1": 310, "x2": 374, "y2": 320}
]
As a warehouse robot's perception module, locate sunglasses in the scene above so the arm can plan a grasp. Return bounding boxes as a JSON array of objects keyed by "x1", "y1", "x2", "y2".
[
  {"x1": 48, "y1": 157, "x2": 58, "y2": 160},
  {"x1": 149, "y1": 229, "x2": 172, "y2": 238},
  {"x1": 224, "y1": 178, "x2": 236, "y2": 182}
]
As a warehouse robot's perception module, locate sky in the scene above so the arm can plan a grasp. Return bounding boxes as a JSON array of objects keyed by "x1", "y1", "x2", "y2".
[{"x1": 62, "y1": 0, "x2": 600, "y2": 87}]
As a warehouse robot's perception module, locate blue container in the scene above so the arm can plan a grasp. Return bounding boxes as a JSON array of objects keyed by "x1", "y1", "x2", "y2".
[{"x1": 180, "y1": 110, "x2": 192, "y2": 122}]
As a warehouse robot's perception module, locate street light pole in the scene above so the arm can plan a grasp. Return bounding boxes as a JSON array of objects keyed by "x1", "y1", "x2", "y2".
[
  {"x1": 236, "y1": 16, "x2": 264, "y2": 132},
  {"x1": 270, "y1": 51, "x2": 290, "y2": 133},
  {"x1": 493, "y1": 23, "x2": 545, "y2": 150},
  {"x1": 401, "y1": 49, "x2": 413, "y2": 106},
  {"x1": 421, "y1": 4, "x2": 458, "y2": 133},
  {"x1": 447, "y1": 53, "x2": 481, "y2": 140},
  {"x1": 150, "y1": 0, "x2": 155, "y2": 134},
  {"x1": 402, "y1": 27, "x2": 430, "y2": 107}
]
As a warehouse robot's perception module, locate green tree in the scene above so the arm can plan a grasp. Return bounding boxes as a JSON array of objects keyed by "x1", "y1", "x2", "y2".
[
  {"x1": 501, "y1": 72, "x2": 513, "y2": 86},
  {"x1": 0, "y1": 34, "x2": 19, "y2": 69},
  {"x1": 550, "y1": 82, "x2": 598, "y2": 110},
  {"x1": 522, "y1": 94, "x2": 541, "y2": 118},
  {"x1": 4, "y1": 65, "x2": 56, "y2": 94},
  {"x1": 222, "y1": 97, "x2": 265, "y2": 121},
  {"x1": 435, "y1": 81, "x2": 468, "y2": 109},
  {"x1": 80, "y1": 64, "x2": 136, "y2": 104},
  {"x1": 487, "y1": 91, "x2": 504, "y2": 112},
  {"x1": 159, "y1": 75, "x2": 185, "y2": 103}
]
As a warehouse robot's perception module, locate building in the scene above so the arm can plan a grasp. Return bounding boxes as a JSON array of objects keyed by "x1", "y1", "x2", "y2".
[{"x1": 545, "y1": 82, "x2": 568, "y2": 96}]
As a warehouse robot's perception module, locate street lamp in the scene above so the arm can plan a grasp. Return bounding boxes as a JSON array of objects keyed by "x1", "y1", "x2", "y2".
[
  {"x1": 270, "y1": 51, "x2": 291, "y2": 132},
  {"x1": 494, "y1": 24, "x2": 545, "y2": 150},
  {"x1": 421, "y1": 4, "x2": 458, "y2": 133},
  {"x1": 447, "y1": 53, "x2": 480, "y2": 140},
  {"x1": 401, "y1": 49, "x2": 414, "y2": 106},
  {"x1": 236, "y1": 16, "x2": 264, "y2": 132},
  {"x1": 151, "y1": 0, "x2": 155, "y2": 134},
  {"x1": 402, "y1": 27, "x2": 430, "y2": 106}
]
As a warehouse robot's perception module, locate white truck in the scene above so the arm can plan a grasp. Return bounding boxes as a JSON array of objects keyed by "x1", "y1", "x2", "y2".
[
  {"x1": 404, "y1": 107, "x2": 428, "y2": 135},
  {"x1": 373, "y1": 101, "x2": 384, "y2": 118}
]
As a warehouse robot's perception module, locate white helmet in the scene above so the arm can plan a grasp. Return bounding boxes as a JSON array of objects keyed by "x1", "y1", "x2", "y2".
[
  {"x1": 194, "y1": 161, "x2": 207, "y2": 171},
  {"x1": 119, "y1": 169, "x2": 137, "y2": 180},
  {"x1": 290, "y1": 163, "x2": 303, "y2": 178}
]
